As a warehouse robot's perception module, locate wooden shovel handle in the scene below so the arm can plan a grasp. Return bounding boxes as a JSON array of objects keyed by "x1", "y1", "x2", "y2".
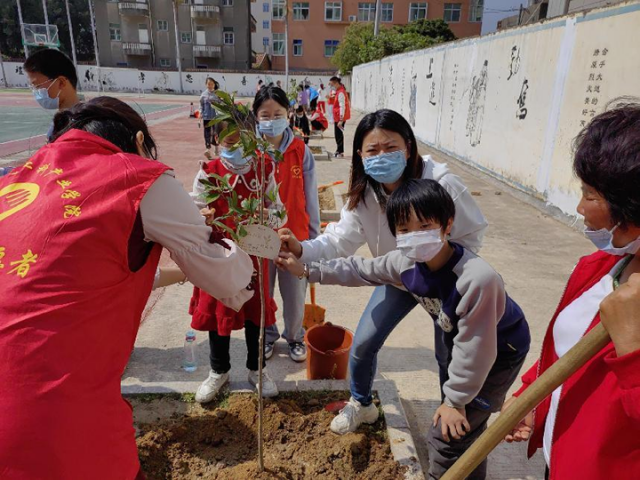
[
  {"x1": 310, "y1": 283, "x2": 317, "y2": 306},
  {"x1": 442, "y1": 323, "x2": 611, "y2": 480}
]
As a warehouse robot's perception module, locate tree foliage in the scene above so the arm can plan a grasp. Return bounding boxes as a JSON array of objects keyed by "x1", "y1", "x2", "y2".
[
  {"x1": 0, "y1": 0, "x2": 95, "y2": 61},
  {"x1": 332, "y1": 19, "x2": 456, "y2": 74}
]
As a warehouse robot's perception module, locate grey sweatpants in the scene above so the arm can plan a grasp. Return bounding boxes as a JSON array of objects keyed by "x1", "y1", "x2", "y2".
[
  {"x1": 427, "y1": 352, "x2": 527, "y2": 479},
  {"x1": 266, "y1": 260, "x2": 307, "y2": 344}
]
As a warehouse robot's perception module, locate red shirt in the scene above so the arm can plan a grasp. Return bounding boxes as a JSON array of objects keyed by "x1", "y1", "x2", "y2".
[
  {"x1": 513, "y1": 251, "x2": 640, "y2": 479},
  {"x1": 0, "y1": 130, "x2": 169, "y2": 479}
]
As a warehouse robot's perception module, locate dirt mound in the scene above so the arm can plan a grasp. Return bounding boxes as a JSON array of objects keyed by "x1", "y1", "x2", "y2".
[{"x1": 136, "y1": 392, "x2": 406, "y2": 479}]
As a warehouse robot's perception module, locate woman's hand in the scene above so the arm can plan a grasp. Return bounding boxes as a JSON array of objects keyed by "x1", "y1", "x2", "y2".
[
  {"x1": 600, "y1": 272, "x2": 640, "y2": 357},
  {"x1": 278, "y1": 228, "x2": 303, "y2": 258},
  {"x1": 501, "y1": 396, "x2": 534, "y2": 443},
  {"x1": 276, "y1": 251, "x2": 306, "y2": 277},
  {"x1": 433, "y1": 403, "x2": 471, "y2": 442}
]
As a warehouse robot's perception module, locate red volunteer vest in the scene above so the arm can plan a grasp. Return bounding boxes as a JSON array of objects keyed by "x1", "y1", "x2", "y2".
[
  {"x1": 0, "y1": 130, "x2": 170, "y2": 480},
  {"x1": 190, "y1": 159, "x2": 277, "y2": 335},
  {"x1": 332, "y1": 86, "x2": 351, "y2": 122},
  {"x1": 276, "y1": 137, "x2": 310, "y2": 241}
]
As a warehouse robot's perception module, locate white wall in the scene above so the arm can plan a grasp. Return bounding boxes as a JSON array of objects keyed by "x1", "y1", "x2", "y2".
[
  {"x1": 351, "y1": 1, "x2": 640, "y2": 217},
  {"x1": 4, "y1": 64, "x2": 333, "y2": 99}
]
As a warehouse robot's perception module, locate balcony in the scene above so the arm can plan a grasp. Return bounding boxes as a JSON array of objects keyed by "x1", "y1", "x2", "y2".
[
  {"x1": 118, "y1": 2, "x2": 149, "y2": 16},
  {"x1": 193, "y1": 45, "x2": 222, "y2": 58},
  {"x1": 123, "y1": 42, "x2": 152, "y2": 56},
  {"x1": 190, "y1": 5, "x2": 221, "y2": 20}
]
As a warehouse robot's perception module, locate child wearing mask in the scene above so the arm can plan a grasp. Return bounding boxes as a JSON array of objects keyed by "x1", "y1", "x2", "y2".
[
  {"x1": 189, "y1": 116, "x2": 286, "y2": 403},
  {"x1": 254, "y1": 85, "x2": 320, "y2": 363},
  {"x1": 290, "y1": 105, "x2": 311, "y2": 145},
  {"x1": 199, "y1": 77, "x2": 221, "y2": 156},
  {"x1": 277, "y1": 179, "x2": 530, "y2": 479}
]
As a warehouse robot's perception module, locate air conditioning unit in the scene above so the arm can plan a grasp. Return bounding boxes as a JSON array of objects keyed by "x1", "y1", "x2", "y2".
[{"x1": 348, "y1": 15, "x2": 356, "y2": 21}]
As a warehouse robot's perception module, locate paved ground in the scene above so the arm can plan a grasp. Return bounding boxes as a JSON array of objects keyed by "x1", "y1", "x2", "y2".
[
  {"x1": 118, "y1": 108, "x2": 594, "y2": 479},
  {"x1": 3, "y1": 95, "x2": 594, "y2": 478}
]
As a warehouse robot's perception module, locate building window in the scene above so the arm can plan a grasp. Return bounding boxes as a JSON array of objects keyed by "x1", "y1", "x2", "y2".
[
  {"x1": 324, "y1": 39, "x2": 339, "y2": 57},
  {"x1": 263, "y1": 2, "x2": 270, "y2": 12},
  {"x1": 223, "y1": 27, "x2": 235, "y2": 45},
  {"x1": 293, "y1": 39, "x2": 303, "y2": 56},
  {"x1": 381, "y1": 3, "x2": 393, "y2": 22},
  {"x1": 408, "y1": 3, "x2": 427, "y2": 21},
  {"x1": 181, "y1": 32, "x2": 192, "y2": 43},
  {"x1": 263, "y1": 36, "x2": 270, "y2": 46},
  {"x1": 444, "y1": 3, "x2": 462, "y2": 22},
  {"x1": 293, "y1": 2, "x2": 310, "y2": 20},
  {"x1": 272, "y1": 0, "x2": 285, "y2": 19},
  {"x1": 109, "y1": 23, "x2": 121, "y2": 41},
  {"x1": 273, "y1": 32, "x2": 285, "y2": 55},
  {"x1": 263, "y1": 20, "x2": 270, "y2": 28},
  {"x1": 325, "y1": 2, "x2": 342, "y2": 21},
  {"x1": 469, "y1": 0, "x2": 483, "y2": 22},
  {"x1": 157, "y1": 20, "x2": 169, "y2": 31},
  {"x1": 357, "y1": 3, "x2": 376, "y2": 21},
  {"x1": 160, "y1": 58, "x2": 171, "y2": 67},
  {"x1": 222, "y1": 0, "x2": 233, "y2": 6}
]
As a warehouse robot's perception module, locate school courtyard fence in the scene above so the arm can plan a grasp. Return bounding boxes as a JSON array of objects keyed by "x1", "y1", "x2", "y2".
[{"x1": 349, "y1": 1, "x2": 640, "y2": 217}]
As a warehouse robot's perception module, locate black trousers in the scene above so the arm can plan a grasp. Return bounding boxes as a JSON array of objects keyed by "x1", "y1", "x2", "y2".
[
  {"x1": 311, "y1": 120, "x2": 325, "y2": 131},
  {"x1": 209, "y1": 321, "x2": 265, "y2": 373},
  {"x1": 203, "y1": 124, "x2": 217, "y2": 149},
  {"x1": 334, "y1": 122, "x2": 345, "y2": 154}
]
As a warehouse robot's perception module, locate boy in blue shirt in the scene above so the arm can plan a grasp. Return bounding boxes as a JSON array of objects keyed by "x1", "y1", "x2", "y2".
[{"x1": 277, "y1": 179, "x2": 530, "y2": 479}]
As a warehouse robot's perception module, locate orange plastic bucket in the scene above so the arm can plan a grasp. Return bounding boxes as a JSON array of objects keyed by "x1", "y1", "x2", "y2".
[{"x1": 304, "y1": 322, "x2": 353, "y2": 380}]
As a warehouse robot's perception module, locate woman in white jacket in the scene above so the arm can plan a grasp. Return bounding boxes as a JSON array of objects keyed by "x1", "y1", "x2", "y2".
[{"x1": 280, "y1": 109, "x2": 488, "y2": 434}]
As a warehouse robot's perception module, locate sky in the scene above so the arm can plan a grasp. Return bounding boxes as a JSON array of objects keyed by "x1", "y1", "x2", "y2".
[{"x1": 482, "y1": 0, "x2": 528, "y2": 35}]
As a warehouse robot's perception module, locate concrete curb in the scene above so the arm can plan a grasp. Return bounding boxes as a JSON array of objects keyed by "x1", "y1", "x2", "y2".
[
  {"x1": 319, "y1": 183, "x2": 346, "y2": 223},
  {"x1": 122, "y1": 378, "x2": 425, "y2": 480}
]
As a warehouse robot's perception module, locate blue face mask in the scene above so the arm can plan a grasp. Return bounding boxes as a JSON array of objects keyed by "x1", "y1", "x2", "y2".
[
  {"x1": 32, "y1": 78, "x2": 60, "y2": 110},
  {"x1": 258, "y1": 118, "x2": 288, "y2": 138},
  {"x1": 363, "y1": 150, "x2": 407, "y2": 184},
  {"x1": 584, "y1": 223, "x2": 640, "y2": 256},
  {"x1": 220, "y1": 147, "x2": 251, "y2": 167}
]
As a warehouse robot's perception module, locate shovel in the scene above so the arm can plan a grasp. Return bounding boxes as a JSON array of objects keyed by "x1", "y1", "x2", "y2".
[
  {"x1": 303, "y1": 283, "x2": 326, "y2": 330},
  {"x1": 441, "y1": 322, "x2": 611, "y2": 479}
]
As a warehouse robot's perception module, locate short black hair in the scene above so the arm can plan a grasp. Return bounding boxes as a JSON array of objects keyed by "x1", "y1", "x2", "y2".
[
  {"x1": 253, "y1": 85, "x2": 289, "y2": 114},
  {"x1": 574, "y1": 99, "x2": 640, "y2": 228},
  {"x1": 296, "y1": 105, "x2": 304, "y2": 113},
  {"x1": 386, "y1": 179, "x2": 456, "y2": 236},
  {"x1": 51, "y1": 96, "x2": 157, "y2": 158},
  {"x1": 330, "y1": 76, "x2": 341, "y2": 84},
  {"x1": 24, "y1": 48, "x2": 78, "y2": 89}
]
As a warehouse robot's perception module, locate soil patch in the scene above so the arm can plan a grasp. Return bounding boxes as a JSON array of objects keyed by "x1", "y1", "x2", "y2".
[
  {"x1": 132, "y1": 391, "x2": 406, "y2": 479},
  {"x1": 318, "y1": 188, "x2": 336, "y2": 212}
]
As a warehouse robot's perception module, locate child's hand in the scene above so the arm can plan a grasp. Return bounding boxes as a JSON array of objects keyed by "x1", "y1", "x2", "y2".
[
  {"x1": 276, "y1": 251, "x2": 305, "y2": 277},
  {"x1": 501, "y1": 396, "x2": 534, "y2": 443},
  {"x1": 200, "y1": 207, "x2": 216, "y2": 225},
  {"x1": 433, "y1": 403, "x2": 470, "y2": 442}
]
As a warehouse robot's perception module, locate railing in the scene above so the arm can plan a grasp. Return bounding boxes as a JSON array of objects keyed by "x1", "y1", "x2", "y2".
[
  {"x1": 193, "y1": 45, "x2": 222, "y2": 57},
  {"x1": 118, "y1": 2, "x2": 149, "y2": 14},
  {"x1": 191, "y1": 5, "x2": 220, "y2": 18},
  {"x1": 123, "y1": 43, "x2": 152, "y2": 55}
]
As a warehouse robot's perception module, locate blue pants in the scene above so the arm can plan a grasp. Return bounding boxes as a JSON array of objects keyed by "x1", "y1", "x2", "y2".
[
  {"x1": 350, "y1": 285, "x2": 418, "y2": 405},
  {"x1": 265, "y1": 261, "x2": 307, "y2": 344}
]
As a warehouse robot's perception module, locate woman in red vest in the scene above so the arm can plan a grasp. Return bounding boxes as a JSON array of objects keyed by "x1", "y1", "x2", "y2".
[
  {"x1": 502, "y1": 103, "x2": 640, "y2": 479},
  {"x1": 189, "y1": 115, "x2": 284, "y2": 402},
  {"x1": 253, "y1": 85, "x2": 320, "y2": 363},
  {"x1": 0, "y1": 97, "x2": 254, "y2": 480},
  {"x1": 329, "y1": 76, "x2": 351, "y2": 158}
]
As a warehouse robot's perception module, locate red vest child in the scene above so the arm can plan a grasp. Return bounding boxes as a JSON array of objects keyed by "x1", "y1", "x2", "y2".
[
  {"x1": 312, "y1": 110, "x2": 329, "y2": 130},
  {"x1": 275, "y1": 136, "x2": 310, "y2": 242},
  {"x1": 332, "y1": 85, "x2": 351, "y2": 123},
  {"x1": 190, "y1": 158, "x2": 277, "y2": 334},
  {"x1": 0, "y1": 130, "x2": 169, "y2": 480}
]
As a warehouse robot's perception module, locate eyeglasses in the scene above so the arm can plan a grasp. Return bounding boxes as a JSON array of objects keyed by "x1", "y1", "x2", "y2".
[{"x1": 29, "y1": 78, "x2": 57, "y2": 92}]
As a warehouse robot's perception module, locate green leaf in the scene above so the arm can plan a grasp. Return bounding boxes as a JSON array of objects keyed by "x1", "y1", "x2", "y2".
[
  {"x1": 204, "y1": 193, "x2": 221, "y2": 203},
  {"x1": 216, "y1": 89, "x2": 233, "y2": 105},
  {"x1": 211, "y1": 220, "x2": 236, "y2": 238},
  {"x1": 218, "y1": 124, "x2": 238, "y2": 144},
  {"x1": 237, "y1": 225, "x2": 248, "y2": 238}
]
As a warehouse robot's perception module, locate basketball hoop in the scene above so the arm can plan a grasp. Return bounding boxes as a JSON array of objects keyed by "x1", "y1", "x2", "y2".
[{"x1": 23, "y1": 24, "x2": 60, "y2": 48}]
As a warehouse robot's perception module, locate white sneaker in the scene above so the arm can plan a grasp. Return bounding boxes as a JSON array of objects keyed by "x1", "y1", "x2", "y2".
[
  {"x1": 288, "y1": 342, "x2": 307, "y2": 362},
  {"x1": 248, "y1": 368, "x2": 279, "y2": 398},
  {"x1": 330, "y1": 397, "x2": 379, "y2": 435},
  {"x1": 195, "y1": 370, "x2": 229, "y2": 404}
]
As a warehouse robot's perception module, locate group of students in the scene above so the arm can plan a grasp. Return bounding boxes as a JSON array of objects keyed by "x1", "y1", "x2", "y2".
[{"x1": 3, "y1": 47, "x2": 640, "y2": 480}]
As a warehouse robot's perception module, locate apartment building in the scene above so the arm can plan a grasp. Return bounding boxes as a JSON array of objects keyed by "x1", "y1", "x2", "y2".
[
  {"x1": 252, "y1": 0, "x2": 273, "y2": 53},
  {"x1": 269, "y1": 0, "x2": 484, "y2": 71},
  {"x1": 94, "y1": 0, "x2": 252, "y2": 70}
]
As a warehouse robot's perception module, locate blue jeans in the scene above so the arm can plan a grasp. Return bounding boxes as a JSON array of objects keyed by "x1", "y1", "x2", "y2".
[
  {"x1": 350, "y1": 285, "x2": 418, "y2": 405},
  {"x1": 265, "y1": 261, "x2": 307, "y2": 344}
]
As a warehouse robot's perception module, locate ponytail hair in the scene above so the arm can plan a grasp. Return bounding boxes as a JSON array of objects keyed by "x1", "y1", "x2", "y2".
[{"x1": 50, "y1": 96, "x2": 158, "y2": 159}]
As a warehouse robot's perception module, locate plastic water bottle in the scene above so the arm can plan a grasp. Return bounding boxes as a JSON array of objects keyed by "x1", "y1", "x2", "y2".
[
  {"x1": 0, "y1": 167, "x2": 14, "y2": 177},
  {"x1": 183, "y1": 330, "x2": 198, "y2": 372}
]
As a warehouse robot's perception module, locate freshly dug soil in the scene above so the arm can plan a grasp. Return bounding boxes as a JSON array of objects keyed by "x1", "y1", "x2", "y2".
[
  {"x1": 318, "y1": 188, "x2": 336, "y2": 212},
  {"x1": 134, "y1": 391, "x2": 406, "y2": 479}
]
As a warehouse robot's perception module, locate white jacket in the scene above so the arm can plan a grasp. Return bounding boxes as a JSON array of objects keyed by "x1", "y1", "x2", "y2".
[{"x1": 300, "y1": 155, "x2": 488, "y2": 262}]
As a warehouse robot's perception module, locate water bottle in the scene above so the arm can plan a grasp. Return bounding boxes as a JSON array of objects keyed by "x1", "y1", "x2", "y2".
[
  {"x1": 0, "y1": 167, "x2": 14, "y2": 177},
  {"x1": 183, "y1": 329, "x2": 198, "y2": 372}
]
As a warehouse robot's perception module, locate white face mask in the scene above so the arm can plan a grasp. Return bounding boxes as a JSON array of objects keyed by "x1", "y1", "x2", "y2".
[
  {"x1": 396, "y1": 229, "x2": 444, "y2": 263},
  {"x1": 584, "y1": 223, "x2": 640, "y2": 256}
]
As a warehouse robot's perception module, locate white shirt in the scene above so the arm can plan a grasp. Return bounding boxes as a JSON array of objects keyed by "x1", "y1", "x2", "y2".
[{"x1": 542, "y1": 257, "x2": 627, "y2": 465}]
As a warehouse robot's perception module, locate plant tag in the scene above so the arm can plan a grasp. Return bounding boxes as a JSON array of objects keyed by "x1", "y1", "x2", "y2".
[{"x1": 238, "y1": 224, "x2": 281, "y2": 259}]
